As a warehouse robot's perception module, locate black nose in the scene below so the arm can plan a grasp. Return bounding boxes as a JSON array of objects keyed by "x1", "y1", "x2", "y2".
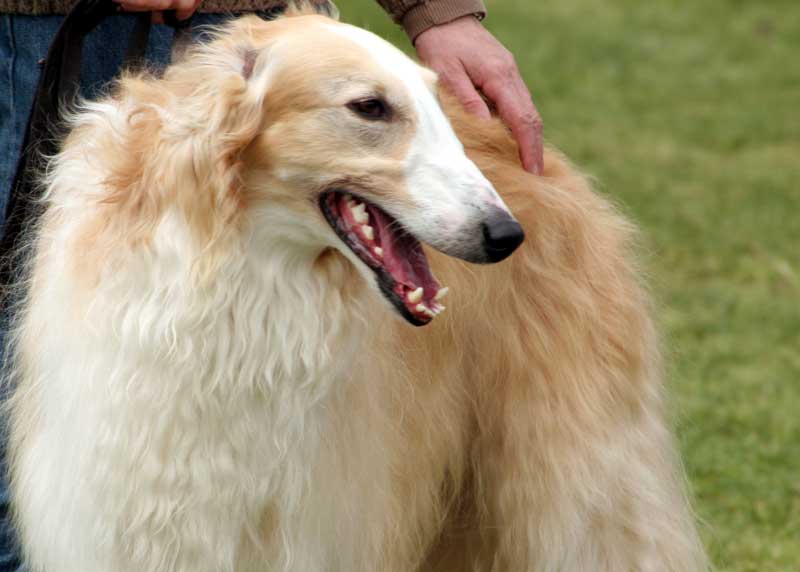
[{"x1": 482, "y1": 212, "x2": 525, "y2": 262}]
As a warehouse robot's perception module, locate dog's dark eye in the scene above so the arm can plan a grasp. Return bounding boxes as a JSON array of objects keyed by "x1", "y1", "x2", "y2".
[{"x1": 347, "y1": 98, "x2": 390, "y2": 121}]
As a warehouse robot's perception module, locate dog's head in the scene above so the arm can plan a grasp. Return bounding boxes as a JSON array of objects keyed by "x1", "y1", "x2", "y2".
[{"x1": 150, "y1": 14, "x2": 523, "y2": 325}]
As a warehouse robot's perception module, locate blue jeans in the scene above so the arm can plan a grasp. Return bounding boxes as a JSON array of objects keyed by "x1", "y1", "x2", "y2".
[
  {"x1": 0, "y1": 12, "x2": 237, "y2": 570},
  {"x1": 0, "y1": 14, "x2": 236, "y2": 215}
]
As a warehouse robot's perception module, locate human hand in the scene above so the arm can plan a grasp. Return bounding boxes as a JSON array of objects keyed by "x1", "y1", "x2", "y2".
[
  {"x1": 415, "y1": 16, "x2": 543, "y2": 175},
  {"x1": 115, "y1": 0, "x2": 202, "y2": 22}
]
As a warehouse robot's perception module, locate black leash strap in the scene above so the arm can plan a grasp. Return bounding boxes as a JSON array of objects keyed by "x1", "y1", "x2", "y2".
[{"x1": 0, "y1": 0, "x2": 188, "y2": 292}]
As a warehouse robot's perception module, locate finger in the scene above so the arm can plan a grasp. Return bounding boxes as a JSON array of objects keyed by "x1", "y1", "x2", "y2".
[
  {"x1": 174, "y1": 0, "x2": 200, "y2": 19},
  {"x1": 516, "y1": 82, "x2": 544, "y2": 174},
  {"x1": 118, "y1": 2, "x2": 149, "y2": 11},
  {"x1": 116, "y1": 0, "x2": 172, "y2": 10},
  {"x1": 511, "y1": 76, "x2": 543, "y2": 174},
  {"x1": 118, "y1": 0, "x2": 197, "y2": 21},
  {"x1": 482, "y1": 74, "x2": 543, "y2": 174},
  {"x1": 174, "y1": 8, "x2": 195, "y2": 20},
  {"x1": 434, "y1": 63, "x2": 491, "y2": 120}
]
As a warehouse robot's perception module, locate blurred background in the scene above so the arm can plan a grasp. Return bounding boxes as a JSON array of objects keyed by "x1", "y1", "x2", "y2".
[{"x1": 338, "y1": 0, "x2": 799, "y2": 569}]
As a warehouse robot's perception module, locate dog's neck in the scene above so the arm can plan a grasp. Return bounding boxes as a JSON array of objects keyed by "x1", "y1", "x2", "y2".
[
  {"x1": 84, "y1": 211, "x2": 375, "y2": 404},
  {"x1": 236, "y1": 235, "x2": 372, "y2": 397},
  {"x1": 200, "y1": 212, "x2": 381, "y2": 404}
]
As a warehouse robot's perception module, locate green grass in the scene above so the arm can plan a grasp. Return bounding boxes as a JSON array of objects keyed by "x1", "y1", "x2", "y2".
[{"x1": 337, "y1": 0, "x2": 800, "y2": 569}]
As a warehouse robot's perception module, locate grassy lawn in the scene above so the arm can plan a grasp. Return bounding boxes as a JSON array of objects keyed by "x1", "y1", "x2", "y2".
[{"x1": 338, "y1": 0, "x2": 800, "y2": 569}]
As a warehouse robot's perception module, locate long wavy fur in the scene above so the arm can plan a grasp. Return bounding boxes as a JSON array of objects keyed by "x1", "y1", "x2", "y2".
[{"x1": 3, "y1": 13, "x2": 707, "y2": 572}]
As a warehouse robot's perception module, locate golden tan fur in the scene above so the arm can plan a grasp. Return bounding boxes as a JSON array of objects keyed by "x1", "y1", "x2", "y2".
[
  {"x1": 411, "y1": 96, "x2": 703, "y2": 568},
  {"x1": 306, "y1": 94, "x2": 709, "y2": 569},
  {"x1": 7, "y1": 12, "x2": 707, "y2": 572}
]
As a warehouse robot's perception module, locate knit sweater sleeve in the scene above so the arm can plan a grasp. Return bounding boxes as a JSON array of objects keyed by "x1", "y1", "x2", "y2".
[{"x1": 376, "y1": 0, "x2": 486, "y2": 42}]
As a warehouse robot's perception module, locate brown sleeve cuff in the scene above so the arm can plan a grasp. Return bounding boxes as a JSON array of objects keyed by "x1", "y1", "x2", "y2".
[{"x1": 400, "y1": 0, "x2": 487, "y2": 43}]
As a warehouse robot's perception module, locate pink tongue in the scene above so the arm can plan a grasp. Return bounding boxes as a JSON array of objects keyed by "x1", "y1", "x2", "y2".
[{"x1": 368, "y1": 206, "x2": 438, "y2": 294}]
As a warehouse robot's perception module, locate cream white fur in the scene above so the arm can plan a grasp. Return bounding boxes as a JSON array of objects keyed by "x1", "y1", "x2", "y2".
[
  {"x1": 5, "y1": 13, "x2": 708, "y2": 572},
  {"x1": 11, "y1": 183, "x2": 375, "y2": 571}
]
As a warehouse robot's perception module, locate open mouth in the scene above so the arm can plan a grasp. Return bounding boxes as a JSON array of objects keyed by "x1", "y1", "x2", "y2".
[{"x1": 319, "y1": 191, "x2": 448, "y2": 326}]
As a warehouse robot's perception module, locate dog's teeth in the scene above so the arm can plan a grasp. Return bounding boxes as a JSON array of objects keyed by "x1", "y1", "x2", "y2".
[
  {"x1": 362, "y1": 225, "x2": 374, "y2": 241},
  {"x1": 351, "y1": 203, "x2": 369, "y2": 224},
  {"x1": 435, "y1": 287, "x2": 449, "y2": 301},
  {"x1": 373, "y1": 247, "x2": 383, "y2": 258},
  {"x1": 415, "y1": 303, "x2": 435, "y2": 318},
  {"x1": 429, "y1": 300, "x2": 446, "y2": 316},
  {"x1": 408, "y1": 287, "x2": 423, "y2": 304}
]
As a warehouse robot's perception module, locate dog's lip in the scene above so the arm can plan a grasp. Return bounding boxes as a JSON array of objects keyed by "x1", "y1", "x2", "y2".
[{"x1": 318, "y1": 190, "x2": 446, "y2": 327}]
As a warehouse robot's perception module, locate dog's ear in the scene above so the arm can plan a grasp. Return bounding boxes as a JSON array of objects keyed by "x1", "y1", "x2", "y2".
[
  {"x1": 102, "y1": 34, "x2": 277, "y2": 275},
  {"x1": 241, "y1": 48, "x2": 258, "y2": 80},
  {"x1": 177, "y1": 41, "x2": 271, "y2": 249},
  {"x1": 213, "y1": 18, "x2": 277, "y2": 88}
]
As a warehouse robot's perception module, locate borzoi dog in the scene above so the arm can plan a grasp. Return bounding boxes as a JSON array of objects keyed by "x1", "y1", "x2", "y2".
[{"x1": 5, "y1": 11, "x2": 707, "y2": 572}]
